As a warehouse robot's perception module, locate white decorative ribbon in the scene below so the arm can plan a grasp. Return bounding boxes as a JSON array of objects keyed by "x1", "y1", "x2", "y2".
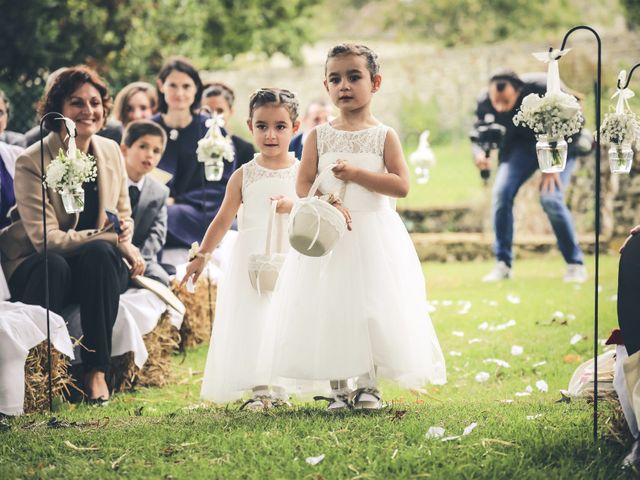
[
  {"x1": 532, "y1": 48, "x2": 571, "y2": 94},
  {"x1": 613, "y1": 70, "x2": 635, "y2": 114},
  {"x1": 205, "y1": 112, "x2": 225, "y2": 130}
]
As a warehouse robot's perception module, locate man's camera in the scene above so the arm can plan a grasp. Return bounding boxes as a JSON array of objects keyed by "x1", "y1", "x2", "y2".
[{"x1": 469, "y1": 114, "x2": 506, "y2": 183}]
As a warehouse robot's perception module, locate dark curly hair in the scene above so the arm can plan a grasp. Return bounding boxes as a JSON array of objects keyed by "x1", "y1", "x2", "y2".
[
  {"x1": 325, "y1": 43, "x2": 380, "y2": 80},
  {"x1": 248, "y1": 88, "x2": 299, "y2": 123},
  {"x1": 38, "y1": 65, "x2": 112, "y2": 132},
  {"x1": 156, "y1": 56, "x2": 203, "y2": 114}
]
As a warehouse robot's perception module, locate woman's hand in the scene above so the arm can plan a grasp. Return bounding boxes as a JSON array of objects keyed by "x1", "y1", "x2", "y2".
[
  {"x1": 180, "y1": 257, "x2": 206, "y2": 289},
  {"x1": 118, "y1": 242, "x2": 145, "y2": 277},
  {"x1": 117, "y1": 219, "x2": 133, "y2": 244},
  {"x1": 332, "y1": 159, "x2": 359, "y2": 182},
  {"x1": 270, "y1": 195, "x2": 294, "y2": 214},
  {"x1": 620, "y1": 224, "x2": 640, "y2": 253},
  {"x1": 167, "y1": 197, "x2": 176, "y2": 206}
]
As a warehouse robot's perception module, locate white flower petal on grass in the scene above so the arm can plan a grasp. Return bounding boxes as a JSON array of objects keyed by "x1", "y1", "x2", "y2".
[
  {"x1": 598, "y1": 285, "x2": 603, "y2": 293},
  {"x1": 441, "y1": 435, "x2": 461, "y2": 442},
  {"x1": 475, "y1": 372, "x2": 490, "y2": 382},
  {"x1": 500, "y1": 399, "x2": 514, "y2": 404},
  {"x1": 527, "y1": 414, "x2": 543, "y2": 420},
  {"x1": 567, "y1": 314, "x2": 576, "y2": 321},
  {"x1": 442, "y1": 300, "x2": 453, "y2": 306},
  {"x1": 570, "y1": 334, "x2": 583, "y2": 345},
  {"x1": 535, "y1": 380, "x2": 549, "y2": 393},
  {"x1": 478, "y1": 322, "x2": 489, "y2": 331},
  {"x1": 426, "y1": 304, "x2": 437, "y2": 313},
  {"x1": 511, "y1": 345, "x2": 524, "y2": 356},
  {"x1": 552, "y1": 311, "x2": 565, "y2": 319},
  {"x1": 449, "y1": 351, "x2": 462, "y2": 357},
  {"x1": 484, "y1": 358, "x2": 511, "y2": 368},
  {"x1": 462, "y1": 422, "x2": 478, "y2": 436},
  {"x1": 481, "y1": 320, "x2": 517, "y2": 332},
  {"x1": 305, "y1": 454, "x2": 325, "y2": 466},
  {"x1": 532, "y1": 361, "x2": 547, "y2": 368},
  {"x1": 468, "y1": 338, "x2": 482, "y2": 344},
  {"x1": 506, "y1": 294, "x2": 521, "y2": 304},
  {"x1": 452, "y1": 331, "x2": 464, "y2": 337},
  {"x1": 515, "y1": 385, "x2": 533, "y2": 397},
  {"x1": 457, "y1": 302, "x2": 471, "y2": 315},
  {"x1": 425, "y1": 427, "x2": 446, "y2": 439},
  {"x1": 609, "y1": 294, "x2": 618, "y2": 302},
  {"x1": 488, "y1": 300, "x2": 498, "y2": 307}
]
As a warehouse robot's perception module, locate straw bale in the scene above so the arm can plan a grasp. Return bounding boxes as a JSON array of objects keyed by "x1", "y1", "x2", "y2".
[
  {"x1": 171, "y1": 276, "x2": 216, "y2": 351},
  {"x1": 24, "y1": 342, "x2": 75, "y2": 413}
]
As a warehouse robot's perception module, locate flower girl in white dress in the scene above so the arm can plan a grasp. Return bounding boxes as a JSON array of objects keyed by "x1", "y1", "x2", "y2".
[
  {"x1": 272, "y1": 44, "x2": 446, "y2": 410},
  {"x1": 182, "y1": 88, "x2": 299, "y2": 409}
]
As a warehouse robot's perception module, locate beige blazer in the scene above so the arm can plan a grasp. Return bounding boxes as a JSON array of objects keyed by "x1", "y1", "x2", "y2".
[{"x1": 0, "y1": 132, "x2": 132, "y2": 281}]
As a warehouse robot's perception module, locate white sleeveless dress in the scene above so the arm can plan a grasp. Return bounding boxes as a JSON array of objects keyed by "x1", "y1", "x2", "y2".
[
  {"x1": 272, "y1": 123, "x2": 446, "y2": 389},
  {"x1": 200, "y1": 156, "x2": 298, "y2": 403}
]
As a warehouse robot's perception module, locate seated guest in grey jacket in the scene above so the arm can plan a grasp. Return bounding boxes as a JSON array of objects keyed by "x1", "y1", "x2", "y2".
[{"x1": 121, "y1": 120, "x2": 171, "y2": 285}]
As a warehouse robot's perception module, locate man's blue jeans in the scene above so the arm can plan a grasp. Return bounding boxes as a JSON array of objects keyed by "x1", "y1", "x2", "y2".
[{"x1": 492, "y1": 143, "x2": 584, "y2": 267}]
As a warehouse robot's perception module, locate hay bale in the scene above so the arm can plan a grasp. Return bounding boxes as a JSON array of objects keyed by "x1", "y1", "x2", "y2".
[
  {"x1": 109, "y1": 310, "x2": 181, "y2": 393},
  {"x1": 171, "y1": 276, "x2": 216, "y2": 351},
  {"x1": 24, "y1": 342, "x2": 75, "y2": 413}
]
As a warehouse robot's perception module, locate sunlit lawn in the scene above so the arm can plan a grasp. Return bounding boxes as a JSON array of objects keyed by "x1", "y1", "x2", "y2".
[{"x1": 0, "y1": 255, "x2": 631, "y2": 479}]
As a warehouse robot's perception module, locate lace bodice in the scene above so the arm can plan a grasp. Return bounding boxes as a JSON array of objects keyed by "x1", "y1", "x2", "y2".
[
  {"x1": 316, "y1": 123, "x2": 391, "y2": 212},
  {"x1": 239, "y1": 156, "x2": 298, "y2": 236},
  {"x1": 317, "y1": 123, "x2": 388, "y2": 157}
]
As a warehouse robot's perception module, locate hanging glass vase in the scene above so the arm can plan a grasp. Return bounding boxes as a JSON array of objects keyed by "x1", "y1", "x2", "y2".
[
  {"x1": 204, "y1": 157, "x2": 224, "y2": 181},
  {"x1": 536, "y1": 135, "x2": 567, "y2": 173},
  {"x1": 608, "y1": 143, "x2": 633, "y2": 174},
  {"x1": 60, "y1": 184, "x2": 85, "y2": 214}
]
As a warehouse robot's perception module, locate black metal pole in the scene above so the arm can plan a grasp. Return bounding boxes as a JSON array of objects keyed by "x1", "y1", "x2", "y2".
[
  {"x1": 617, "y1": 63, "x2": 640, "y2": 89},
  {"x1": 38, "y1": 112, "x2": 73, "y2": 412},
  {"x1": 559, "y1": 25, "x2": 601, "y2": 443}
]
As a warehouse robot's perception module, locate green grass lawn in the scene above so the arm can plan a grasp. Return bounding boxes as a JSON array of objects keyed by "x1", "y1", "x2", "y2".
[
  {"x1": 0, "y1": 255, "x2": 632, "y2": 479},
  {"x1": 399, "y1": 142, "x2": 484, "y2": 210}
]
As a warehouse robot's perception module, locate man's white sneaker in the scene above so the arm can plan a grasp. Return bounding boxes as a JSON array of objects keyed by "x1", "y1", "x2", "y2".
[
  {"x1": 482, "y1": 261, "x2": 512, "y2": 282},
  {"x1": 564, "y1": 264, "x2": 587, "y2": 283}
]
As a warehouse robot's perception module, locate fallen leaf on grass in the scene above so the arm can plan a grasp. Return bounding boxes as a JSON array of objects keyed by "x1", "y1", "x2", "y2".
[
  {"x1": 389, "y1": 410, "x2": 407, "y2": 422},
  {"x1": 563, "y1": 354, "x2": 582, "y2": 364},
  {"x1": 111, "y1": 452, "x2": 127, "y2": 471},
  {"x1": 305, "y1": 454, "x2": 325, "y2": 465},
  {"x1": 64, "y1": 441, "x2": 99, "y2": 452}
]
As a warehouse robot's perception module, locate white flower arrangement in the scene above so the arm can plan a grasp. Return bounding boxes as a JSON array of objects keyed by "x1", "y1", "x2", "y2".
[
  {"x1": 196, "y1": 114, "x2": 234, "y2": 164},
  {"x1": 45, "y1": 147, "x2": 97, "y2": 193},
  {"x1": 600, "y1": 111, "x2": 640, "y2": 147},
  {"x1": 513, "y1": 91, "x2": 584, "y2": 140}
]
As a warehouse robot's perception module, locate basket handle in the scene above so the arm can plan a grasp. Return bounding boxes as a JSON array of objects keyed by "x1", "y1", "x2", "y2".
[
  {"x1": 265, "y1": 199, "x2": 278, "y2": 255},
  {"x1": 307, "y1": 163, "x2": 340, "y2": 198}
]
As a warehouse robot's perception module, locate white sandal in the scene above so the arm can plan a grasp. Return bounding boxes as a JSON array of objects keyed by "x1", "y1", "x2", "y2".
[{"x1": 351, "y1": 388, "x2": 383, "y2": 410}]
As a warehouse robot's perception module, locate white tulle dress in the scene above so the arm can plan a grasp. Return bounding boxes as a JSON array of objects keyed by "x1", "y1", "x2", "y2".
[
  {"x1": 200, "y1": 155, "x2": 298, "y2": 403},
  {"x1": 272, "y1": 123, "x2": 446, "y2": 390}
]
